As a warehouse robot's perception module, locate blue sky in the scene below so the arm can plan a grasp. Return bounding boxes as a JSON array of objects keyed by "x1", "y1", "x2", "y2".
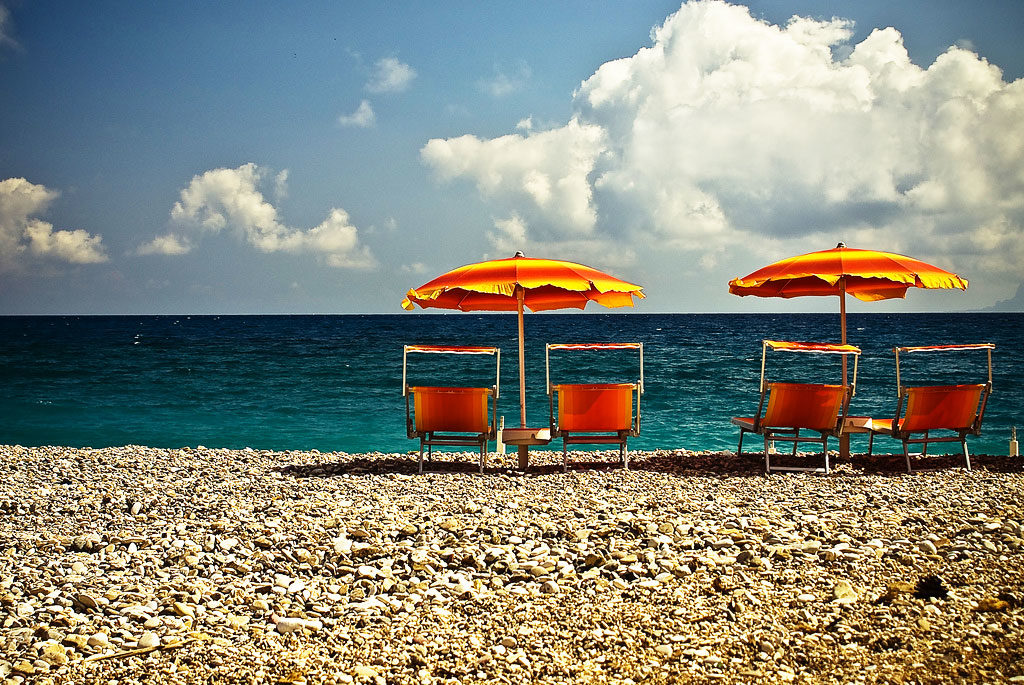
[{"x1": 2, "y1": 0, "x2": 1022, "y2": 314}]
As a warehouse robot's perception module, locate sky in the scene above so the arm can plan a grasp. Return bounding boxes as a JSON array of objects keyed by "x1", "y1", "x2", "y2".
[{"x1": 1, "y1": 0, "x2": 1023, "y2": 315}]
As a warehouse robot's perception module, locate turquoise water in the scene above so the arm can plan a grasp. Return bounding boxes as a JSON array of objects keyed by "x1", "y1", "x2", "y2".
[{"x1": 1, "y1": 313, "x2": 1020, "y2": 455}]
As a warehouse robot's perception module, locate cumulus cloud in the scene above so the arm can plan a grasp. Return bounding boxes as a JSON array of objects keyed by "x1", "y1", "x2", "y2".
[
  {"x1": 138, "y1": 163, "x2": 376, "y2": 268},
  {"x1": 0, "y1": 177, "x2": 108, "y2": 269},
  {"x1": 338, "y1": 99, "x2": 376, "y2": 127},
  {"x1": 136, "y1": 233, "x2": 190, "y2": 256},
  {"x1": 420, "y1": 0, "x2": 1024, "y2": 276},
  {"x1": 273, "y1": 169, "x2": 289, "y2": 200},
  {"x1": 366, "y1": 57, "x2": 416, "y2": 93},
  {"x1": 422, "y1": 118, "x2": 606, "y2": 245}
]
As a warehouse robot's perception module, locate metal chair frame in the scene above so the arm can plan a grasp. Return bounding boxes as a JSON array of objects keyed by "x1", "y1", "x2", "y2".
[
  {"x1": 546, "y1": 343, "x2": 643, "y2": 472},
  {"x1": 402, "y1": 345, "x2": 500, "y2": 474},
  {"x1": 866, "y1": 343, "x2": 994, "y2": 472},
  {"x1": 733, "y1": 340, "x2": 860, "y2": 475}
]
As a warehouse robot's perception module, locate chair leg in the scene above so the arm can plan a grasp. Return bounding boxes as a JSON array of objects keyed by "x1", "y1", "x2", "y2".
[
  {"x1": 563, "y1": 438, "x2": 569, "y2": 473},
  {"x1": 764, "y1": 436, "x2": 771, "y2": 474},
  {"x1": 791, "y1": 429, "x2": 799, "y2": 456},
  {"x1": 737, "y1": 430, "x2": 745, "y2": 457},
  {"x1": 903, "y1": 440, "x2": 913, "y2": 473},
  {"x1": 621, "y1": 441, "x2": 628, "y2": 471},
  {"x1": 419, "y1": 439, "x2": 425, "y2": 475},
  {"x1": 822, "y1": 437, "x2": 830, "y2": 475},
  {"x1": 479, "y1": 440, "x2": 486, "y2": 474},
  {"x1": 867, "y1": 432, "x2": 874, "y2": 456},
  {"x1": 922, "y1": 430, "x2": 929, "y2": 457},
  {"x1": 962, "y1": 437, "x2": 972, "y2": 471}
]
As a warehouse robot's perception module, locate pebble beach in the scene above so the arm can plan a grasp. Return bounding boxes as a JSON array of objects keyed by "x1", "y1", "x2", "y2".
[{"x1": 2, "y1": 444, "x2": 1023, "y2": 684}]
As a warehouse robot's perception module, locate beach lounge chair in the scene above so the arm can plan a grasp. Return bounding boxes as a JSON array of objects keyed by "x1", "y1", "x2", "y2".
[
  {"x1": 546, "y1": 342, "x2": 643, "y2": 471},
  {"x1": 403, "y1": 345, "x2": 500, "y2": 474},
  {"x1": 866, "y1": 343, "x2": 994, "y2": 472},
  {"x1": 731, "y1": 340, "x2": 860, "y2": 474}
]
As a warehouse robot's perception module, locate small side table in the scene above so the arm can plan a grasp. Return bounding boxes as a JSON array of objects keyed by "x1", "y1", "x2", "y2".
[
  {"x1": 841, "y1": 417, "x2": 875, "y2": 457},
  {"x1": 501, "y1": 427, "x2": 552, "y2": 469}
]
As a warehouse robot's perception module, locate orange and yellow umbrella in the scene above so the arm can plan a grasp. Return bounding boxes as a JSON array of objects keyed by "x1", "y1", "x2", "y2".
[
  {"x1": 728, "y1": 242, "x2": 968, "y2": 345},
  {"x1": 729, "y1": 242, "x2": 968, "y2": 459},
  {"x1": 403, "y1": 252, "x2": 644, "y2": 428}
]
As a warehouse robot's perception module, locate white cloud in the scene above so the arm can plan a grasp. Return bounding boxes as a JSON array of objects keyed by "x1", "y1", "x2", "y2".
[
  {"x1": 479, "y1": 62, "x2": 532, "y2": 97},
  {"x1": 0, "y1": 5, "x2": 18, "y2": 50},
  {"x1": 139, "y1": 163, "x2": 376, "y2": 268},
  {"x1": 401, "y1": 262, "x2": 429, "y2": 274},
  {"x1": 338, "y1": 100, "x2": 376, "y2": 128},
  {"x1": 421, "y1": 0, "x2": 1024, "y2": 278},
  {"x1": 0, "y1": 177, "x2": 108, "y2": 269},
  {"x1": 366, "y1": 57, "x2": 416, "y2": 93},
  {"x1": 273, "y1": 169, "x2": 289, "y2": 200},
  {"x1": 136, "y1": 233, "x2": 191, "y2": 256},
  {"x1": 421, "y1": 117, "x2": 606, "y2": 247}
]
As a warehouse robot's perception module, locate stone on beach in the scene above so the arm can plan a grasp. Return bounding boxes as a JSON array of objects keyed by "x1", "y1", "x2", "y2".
[{"x1": 0, "y1": 443, "x2": 1022, "y2": 684}]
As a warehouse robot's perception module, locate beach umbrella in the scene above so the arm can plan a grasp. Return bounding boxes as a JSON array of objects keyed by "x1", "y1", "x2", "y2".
[
  {"x1": 402, "y1": 251, "x2": 645, "y2": 430},
  {"x1": 728, "y1": 242, "x2": 969, "y2": 347},
  {"x1": 728, "y1": 242, "x2": 968, "y2": 457}
]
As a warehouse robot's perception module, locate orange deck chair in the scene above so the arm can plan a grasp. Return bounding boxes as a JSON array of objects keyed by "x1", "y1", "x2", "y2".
[
  {"x1": 546, "y1": 343, "x2": 643, "y2": 471},
  {"x1": 866, "y1": 343, "x2": 994, "y2": 473},
  {"x1": 732, "y1": 340, "x2": 860, "y2": 474},
  {"x1": 403, "y1": 345, "x2": 500, "y2": 474}
]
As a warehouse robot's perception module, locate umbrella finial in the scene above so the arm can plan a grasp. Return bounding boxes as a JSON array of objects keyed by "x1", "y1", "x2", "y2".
[
  {"x1": 836, "y1": 242, "x2": 846, "y2": 249},
  {"x1": 513, "y1": 251, "x2": 525, "y2": 258}
]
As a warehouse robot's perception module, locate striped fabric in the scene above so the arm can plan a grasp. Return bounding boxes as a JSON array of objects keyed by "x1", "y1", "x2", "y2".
[
  {"x1": 765, "y1": 340, "x2": 861, "y2": 355},
  {"x1": 404, "y1": 345, "x2": 498, "y2": 355},
  {"x1": 729, "y1": 245, "x2": 968, "y2": 302},
  {"x1": 547, "y1": 342, "x2": 643, "y2": 350},
  {"x1": 897, "y1": 343, "x2": 995, "y2": 353},
  {"x1": 402, "y1": 254, "x2": 645, "y2": 312}
]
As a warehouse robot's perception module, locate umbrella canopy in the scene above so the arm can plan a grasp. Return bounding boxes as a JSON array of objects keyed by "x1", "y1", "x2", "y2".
[
  {"x1": 402, "y1": 254, "x2": 643, "y2": 312},
  {"x1": 402, "y1": 252, "x2": 644, "y2": 427},
  {"x1": 728, "y1": 243, "x2": 968, "y2": 344}
]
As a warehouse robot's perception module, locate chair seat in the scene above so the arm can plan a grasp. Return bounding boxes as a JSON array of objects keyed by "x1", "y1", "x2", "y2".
[
  {"x1": 734, "y1": 383, "x2": 849, "y2": 475},
  {"x1": 555, "y1": 383, "x2": 635, "y2": 432},
  {"x1": 866, "y1": 383, "x2": 988, "y2": 473},
  {"x1": 407, "y1": 386, "x2": 496, "y2": 474},
  {"x1": 411, "y1": 386, "x2": 493, "y2": 434},
  {"x1": 552, "y1": 384, "x2": 639, "y2": 472},
  {"x1": 762, "y1": 383, "x2": 845, "y2": 431}
]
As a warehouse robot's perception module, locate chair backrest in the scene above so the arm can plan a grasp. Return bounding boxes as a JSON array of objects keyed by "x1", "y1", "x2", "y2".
[
  {"x1": 761, "y1": 383, "x2": 846, "y2": 431},
  {"x1": 410, "y1": 386, "x2": 492, "y2": 433},
  {"x1": 900, "y1": 384, "x2": 984, "y2": 432},
  {"x1": 554, "y1": 383, "x2": 635, "y2": 432}
]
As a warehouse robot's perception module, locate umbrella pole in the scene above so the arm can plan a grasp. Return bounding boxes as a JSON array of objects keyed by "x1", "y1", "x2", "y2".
[
  {"x1": 517, "y1": 287, "x2": 527, "y2": 427},
  {"x1": 839, "y1": 279, "x2": 851, "y2": 460},
  {"x1": 516, "y1": 287, "x2": 530, "y2": 469}
]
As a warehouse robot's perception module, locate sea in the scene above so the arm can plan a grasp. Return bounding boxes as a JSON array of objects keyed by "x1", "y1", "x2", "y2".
[{"x1": 1, "y1": 313, "x2": 1021, "y2": 457}]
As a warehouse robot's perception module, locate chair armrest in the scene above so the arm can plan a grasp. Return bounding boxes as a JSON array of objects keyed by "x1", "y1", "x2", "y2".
[
  {"x1": 972, "y1": 382, "x2": 992, "y2": 435},
  {"x1": 751, "y1": 386, "x2": 769, "y2": 432},
  {"x1": 887, "y1": 389, "x2": 908, "y2": 438},
  {"x1": 549, "y1": 391, "x2": 559, "y2": 436},
  {"x1": 835, "y1": 385, "x2": 853, "y2": 435},
  {"x1": 405, "y1": 392, "x2": 416, "y2": 438},
  {"x1": 632, "y1": 384, "x2": 641, "y2": 436},
  {"x1": 489, "y1": 386, "x2": 499, "y2": 439}
]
